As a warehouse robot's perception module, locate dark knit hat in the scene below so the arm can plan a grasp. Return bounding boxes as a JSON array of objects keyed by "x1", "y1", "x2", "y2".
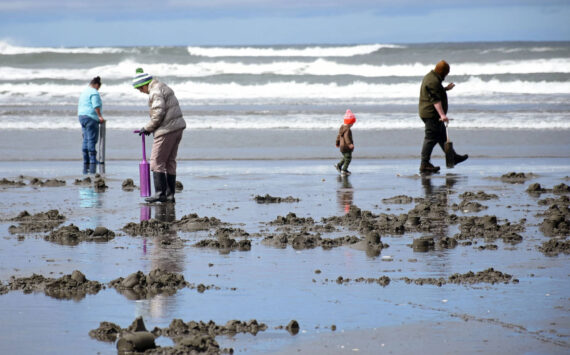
[{"x1": 133, "y1": 68, "x2": 153, "y2": 88}]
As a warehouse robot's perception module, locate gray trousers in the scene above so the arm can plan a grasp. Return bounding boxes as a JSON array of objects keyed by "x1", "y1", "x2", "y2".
[{"x1": 150, "y1": 129, "x2": 184, "y2": 174}]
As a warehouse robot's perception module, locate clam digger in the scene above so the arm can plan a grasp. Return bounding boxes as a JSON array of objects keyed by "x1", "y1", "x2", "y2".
[{"x1": 133, "y1": 68, "x2": 186, "y2": 203}]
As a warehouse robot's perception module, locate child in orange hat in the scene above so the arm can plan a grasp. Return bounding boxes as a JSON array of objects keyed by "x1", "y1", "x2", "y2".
[{"x1": 335, "y1": 109, "x2": 356, "y2": 175}]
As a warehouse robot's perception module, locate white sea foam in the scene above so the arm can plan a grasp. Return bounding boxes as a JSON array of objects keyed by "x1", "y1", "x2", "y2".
[
  {"x1": 2, "y1": 58, "x2": 569, "y2": 81},
  {"x1": 0, "y1": 61, "x2": 140, "y2": 80},
  {"x1": 0, "y1": 41, "x2": 137, "y2": 55},
  {"x1": 0, "y1": 78, "x2": 569, "y2": 108},
  {"x1": 481, "y1": 47, "x2": 565, "y2": 54},
  {"x1": 186, "y1": 44, "x2": 401, "y2": 57},
  {"x1": 2, "y1": 112, "x2": 569, "y2": 130}
]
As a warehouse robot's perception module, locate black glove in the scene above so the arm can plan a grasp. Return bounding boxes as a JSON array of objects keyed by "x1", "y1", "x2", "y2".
[{"x1": 139, "y1": 128, "x2": 151, "y2": 136}]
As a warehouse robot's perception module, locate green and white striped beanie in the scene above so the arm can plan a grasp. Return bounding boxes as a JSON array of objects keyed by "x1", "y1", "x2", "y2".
[{"x1": 133, "y1": 68, "x2": 153, "y2": 88}]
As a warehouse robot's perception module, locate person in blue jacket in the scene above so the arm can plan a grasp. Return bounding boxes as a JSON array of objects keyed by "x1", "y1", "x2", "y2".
[{"x1": 78, "y1": 76, "x2": 105, "y2": 173}]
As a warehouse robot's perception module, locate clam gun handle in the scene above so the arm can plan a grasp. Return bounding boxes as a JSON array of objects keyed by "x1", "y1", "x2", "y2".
[{"x1": 133, "y1": 131, "x2": 147, "y2": 161}]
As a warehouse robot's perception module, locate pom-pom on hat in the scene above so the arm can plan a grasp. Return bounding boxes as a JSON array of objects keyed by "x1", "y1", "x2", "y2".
[
  {"x1": 133, "y1": 68, "x2": 153, "y2": 88},
  {"x1": 344, "y1": 109, "x2": 356, "y2": 125}
]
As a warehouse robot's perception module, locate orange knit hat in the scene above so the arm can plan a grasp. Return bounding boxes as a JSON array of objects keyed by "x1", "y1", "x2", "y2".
[{"x1": 344, "y1": 109, "x2": 356, "y2": 124}]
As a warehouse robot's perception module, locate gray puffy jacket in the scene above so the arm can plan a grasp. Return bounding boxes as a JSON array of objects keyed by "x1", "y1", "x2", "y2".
[{"x1": 144, "y1": 79, "x2": 186, "y2": 137}]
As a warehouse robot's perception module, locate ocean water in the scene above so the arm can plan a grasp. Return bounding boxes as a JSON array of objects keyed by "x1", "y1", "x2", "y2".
[{"x1": 0, "y1": 41, "x2": 569, "y2": 131}]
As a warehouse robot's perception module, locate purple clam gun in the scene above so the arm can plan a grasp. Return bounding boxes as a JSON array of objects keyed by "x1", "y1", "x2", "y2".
[{"x1": 133, "y1": 130, "x2": 151, "y2": 197}]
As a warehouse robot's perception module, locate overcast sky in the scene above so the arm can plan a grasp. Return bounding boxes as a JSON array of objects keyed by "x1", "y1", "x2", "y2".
[{"x1": 0, "y1": 0, "x2": 568, "y2": 46}]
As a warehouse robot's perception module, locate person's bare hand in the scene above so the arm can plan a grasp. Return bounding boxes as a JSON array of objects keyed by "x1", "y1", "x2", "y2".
[
  {"x1": 99, "y1": 116, "x2": 105, "y2": 123},
  {"x1": 445, "y1": 83, "x2": 455, "y2": 91},
  {"x1": 439, "y1": 116, "x2": 449, "y2": 123},
  {"x1": 349, "y1": 144, "x2": 354, "y2": 150}
]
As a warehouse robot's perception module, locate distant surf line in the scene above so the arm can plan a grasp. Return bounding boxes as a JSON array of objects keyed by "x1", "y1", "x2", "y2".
[
  {"x1": 0, "y1": 78, "x2": 568, "y2": 104},
  {"x1": 0, "y1": 41, "x2": 139, "y2": 55},
  {"x1": 186, "y1": 44, "x2": 403, "y2": 57}
]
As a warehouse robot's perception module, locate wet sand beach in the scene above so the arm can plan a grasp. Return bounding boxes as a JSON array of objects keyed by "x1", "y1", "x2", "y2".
[
  {"x1": 0, "y1": 157, "x2": 568, "y2": 354},
  {"x1": 1, "y1": 128, "x2": 569, "y2": 161}
]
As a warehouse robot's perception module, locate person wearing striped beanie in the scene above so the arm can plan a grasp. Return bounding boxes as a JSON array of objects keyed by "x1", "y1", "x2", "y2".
[
  {"x1": 133, "y1": 69, "x2": 153, "y2": 90},
  {"x1": 134, "y1": 68, "x2": 186, "y2": 203},
  {"x1": 334, "y1": 109, "x2": 356, "y2": 175}
]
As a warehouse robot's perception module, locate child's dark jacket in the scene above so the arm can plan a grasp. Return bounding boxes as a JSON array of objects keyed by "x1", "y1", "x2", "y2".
[{"x1": 336, "y1": 125, "x2": 354, "y2": 153}]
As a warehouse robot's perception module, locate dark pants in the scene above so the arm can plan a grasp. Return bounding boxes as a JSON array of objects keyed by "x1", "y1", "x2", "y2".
[
  {"x1": 420, "y1": 117, "x2": 447, "y2": 164},
  {"x1": 79, "y1": 115, "x2": 99, "y2": 164},
  {"x1": 338, "y1": 152, "x2": 352, "y2": 171}
]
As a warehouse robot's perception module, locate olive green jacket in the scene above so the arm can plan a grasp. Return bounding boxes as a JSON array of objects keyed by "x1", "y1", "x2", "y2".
[{"x1": 418, "y1": 70, "x2": 447, "y2": 119}]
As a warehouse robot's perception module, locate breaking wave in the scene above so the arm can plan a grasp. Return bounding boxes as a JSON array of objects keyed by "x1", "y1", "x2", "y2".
[
  {"x1": 1, "y1": 58, "x2": 569, "y2": 81},
  {"x1": 186, "y1": 44, "x2": 402, "y2": 57},
  {"x1": 0, "y1": 78, "x2": 568, "y2": 107}
]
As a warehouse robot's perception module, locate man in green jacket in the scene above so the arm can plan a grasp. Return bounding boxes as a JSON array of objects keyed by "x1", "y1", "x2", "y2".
[{"x1": 418, "y1": 60, "x2": 468, "y2": 173}]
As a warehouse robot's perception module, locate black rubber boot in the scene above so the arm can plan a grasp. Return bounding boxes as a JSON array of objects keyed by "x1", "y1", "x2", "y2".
[
  {"x1": 145, "y1": 172, "x2": 167, "y2": 203},
  {"x1": 454, "y1": 153, "x2": 468, "y2": 165},
  {"x1": 419, "y1": 161, "x2": 440, "y2": 174},
  {"x1": 166, "y1": 174, "x2": 176, "y2": 203}
]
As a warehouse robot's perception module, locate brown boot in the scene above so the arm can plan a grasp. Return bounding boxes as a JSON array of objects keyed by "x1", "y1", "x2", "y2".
[{"x1": 419, "y1": 162, "x2": 440, "y2": 173}]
